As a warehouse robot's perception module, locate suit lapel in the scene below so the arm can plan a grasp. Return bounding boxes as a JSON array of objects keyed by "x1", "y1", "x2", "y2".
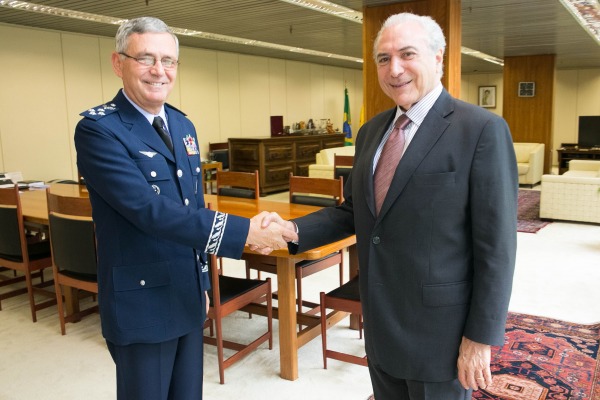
[{"x1": 376, "y1": 91, "x2": 453, "y2": 220}]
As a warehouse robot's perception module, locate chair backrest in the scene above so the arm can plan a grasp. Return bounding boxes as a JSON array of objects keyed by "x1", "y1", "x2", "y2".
[
  {"x1": 333, "y1": 154, "x2": 354, "y2": 182},
  {"x1": 216, "y1": 170, "x2": 259, "y2": 200},
  {"x1": 46, "y1": 189, "x2": 97, "y2": 279},
  {"x1": 0, "y1": 185, "x2": 27, "y2": 260},
  {"x1": 289, "y1": 174, "x2": 343, "y2": 208},
  {"x1": 209, "y1": 142, "x2": 230, "y2": 170}
]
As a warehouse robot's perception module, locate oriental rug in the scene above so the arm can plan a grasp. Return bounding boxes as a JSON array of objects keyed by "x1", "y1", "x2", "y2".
[
  {"x1": 367, "y1": 313, "x2": 600, "y2": 400},
  {"x1": 517, "y1": 190, "x2": 551, "y2": 233}
]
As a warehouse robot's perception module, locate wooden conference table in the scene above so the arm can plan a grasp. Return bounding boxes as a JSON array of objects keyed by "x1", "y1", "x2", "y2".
[{"x1": 20, "y1": 183, "x2": 357, "y2": 381}]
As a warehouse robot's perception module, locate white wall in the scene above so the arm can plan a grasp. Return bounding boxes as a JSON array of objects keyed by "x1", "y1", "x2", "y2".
[{"x1": 0, "y1": 23, "x2": 363, "y2": 181}]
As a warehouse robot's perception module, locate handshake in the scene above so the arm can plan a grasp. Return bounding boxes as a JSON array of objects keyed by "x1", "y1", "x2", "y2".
[{"x1": 246, "y1": 212, "x2": 299, "y2": 255}]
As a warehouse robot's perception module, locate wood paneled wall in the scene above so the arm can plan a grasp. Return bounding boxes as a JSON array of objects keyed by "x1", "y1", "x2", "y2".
[
  {"x1": 362, "y1": 0, "x2": 461, "y2": 121},
  {"x1": 503, "y1": 54, "x2": 555, "y2": 173}
]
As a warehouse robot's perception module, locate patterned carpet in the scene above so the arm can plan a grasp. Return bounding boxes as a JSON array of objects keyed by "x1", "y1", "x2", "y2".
[
  {"x1": 517, "y1": 190, "x2": 551, "y2": 233},
  {"x1": 367, "y1": 313, "x2": 600, "y2": 400}
]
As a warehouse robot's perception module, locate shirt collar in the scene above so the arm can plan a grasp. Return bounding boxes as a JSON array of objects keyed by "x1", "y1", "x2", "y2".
[{"x1": 121, "y1": 89, "x2": 167, "y2": 127}]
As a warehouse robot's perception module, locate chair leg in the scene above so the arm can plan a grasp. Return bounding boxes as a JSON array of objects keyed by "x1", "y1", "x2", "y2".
[
  {"x1": 24, "y1": 268, "x2": 37, "y2": 322},
  {"x1": 320, "y1": 292, "x2": 328, "y2": 369},
  {"x1": 215, "y1": 314, "x2": 225, "y2": 384},
  {"x1": 55, "y1": 281, "x2": 67, "y2": 335}
]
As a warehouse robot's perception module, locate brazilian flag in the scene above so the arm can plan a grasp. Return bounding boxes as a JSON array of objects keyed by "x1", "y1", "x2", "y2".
[{"x1": 343, "y1": 88, "x2": 352, "y2": 146}]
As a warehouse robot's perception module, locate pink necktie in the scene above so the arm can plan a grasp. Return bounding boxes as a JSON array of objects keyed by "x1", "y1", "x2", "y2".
[{"x1": 374, "y1": 114, "x2": 411, "y2": 214}]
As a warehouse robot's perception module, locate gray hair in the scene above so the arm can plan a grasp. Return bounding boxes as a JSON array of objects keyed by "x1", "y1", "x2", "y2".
[
  {"x1": 115, "y1": 17, "x2": 179, "y2": 55},
  {"x1": 372, "y1": 13, "x2": 446, "y2": 62}
]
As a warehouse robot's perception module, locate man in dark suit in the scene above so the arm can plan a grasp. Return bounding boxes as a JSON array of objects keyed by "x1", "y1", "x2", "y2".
[
  {"x1": 75, "y1": 17, "x2": 290, "y2": 400},
  {"x1": 262, "y1": 12, "x2": 518, "y2": 400}
]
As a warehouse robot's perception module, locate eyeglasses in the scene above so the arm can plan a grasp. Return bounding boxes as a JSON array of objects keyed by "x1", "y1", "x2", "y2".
[{"x1": 119, "y1": 52, "x2": 179, "y2": 69}]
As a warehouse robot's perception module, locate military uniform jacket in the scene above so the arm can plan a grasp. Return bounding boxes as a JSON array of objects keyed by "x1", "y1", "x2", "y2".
[
  {"x1": 290, "y1": 89, "x2": 518, "y2": 382},
  {"x1": 75, "y1": 90, "x2": 249, "y2": 346}
]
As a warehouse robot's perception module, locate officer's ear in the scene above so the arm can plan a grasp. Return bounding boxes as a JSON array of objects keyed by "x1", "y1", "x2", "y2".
[{"x1": 111, "y1": 52, "x2": 124, "y2": 78}]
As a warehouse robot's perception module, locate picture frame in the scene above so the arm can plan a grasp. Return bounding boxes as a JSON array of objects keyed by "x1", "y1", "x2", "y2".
[
  {"x1": 478, "y1": 86, "x2": 496, "y2": 108},
  {"x1": 518, "y1": 82, "x2": 535, "y2": 97}
]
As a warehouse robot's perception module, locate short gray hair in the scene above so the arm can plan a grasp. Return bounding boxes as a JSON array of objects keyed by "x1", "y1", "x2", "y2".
[
  {"x1": 115, "y1": 17, "x2": 179, "y2": 55},
  {"x1": 372, "y1": 13, "x2": 446, "y2": 62}
]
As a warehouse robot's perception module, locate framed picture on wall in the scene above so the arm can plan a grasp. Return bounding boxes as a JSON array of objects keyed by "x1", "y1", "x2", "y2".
[
  {"x1": 478, "y1": 86, "x2": 496, "y2": 108},
  {"x1": 518, "y1": 82, "x2": 535, "y2": 97}
]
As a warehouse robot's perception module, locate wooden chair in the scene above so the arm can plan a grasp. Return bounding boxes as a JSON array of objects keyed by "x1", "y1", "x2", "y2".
[
  {"x1": 46, "y1": 188, "x2": 98, "y2": 335},
  {"x1": 209, "y1": 142, "x2": 229, "y2": 170},
  {"x1": 244, "y1": 174, "x2": 345, "y2": 319},
  {"x1": 333, "y1": 154, "x2": 354, "y2": 183},
  {"x1": 216, "y1": 170, "x2": 260, "y2": 200},
  {"x1": 320, "y1": 274, "x2": 367, "y2": 368},
  {"x1": 0, "y1": 184, "x2": 55, "y2": 322},
  {"x1": 214, "y1": 170, "x2": 260, "y2": 274},
  {"x1": 203, "y1": 204, "x2": 273, "y2": 384}
]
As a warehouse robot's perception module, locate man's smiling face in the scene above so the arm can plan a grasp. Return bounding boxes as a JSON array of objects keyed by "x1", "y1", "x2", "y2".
[
  {"x1": 375, "y1": 21, "x2": 443, "y2": 110},
  {"x1": 112, "y1": 32, "x2": 178, "y2": 115}
]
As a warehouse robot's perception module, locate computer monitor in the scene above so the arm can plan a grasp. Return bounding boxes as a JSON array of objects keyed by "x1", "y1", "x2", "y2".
[{"x1": 578, "y1": 116, "x2": 600, "y2": 148}]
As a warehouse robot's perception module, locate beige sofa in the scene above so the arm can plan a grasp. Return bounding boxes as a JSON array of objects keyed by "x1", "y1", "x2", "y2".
[
  {"x1": 540, "y1": 160, "x2": 600, "y2": 224},
  {"x1": 308, "y1": 146, "x2": 355, "y2": 179},
  {"x1": 513, "y1": 142, "x2": 545, "y2": 187}
]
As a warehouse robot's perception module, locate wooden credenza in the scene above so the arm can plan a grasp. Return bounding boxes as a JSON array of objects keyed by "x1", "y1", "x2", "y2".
[{"x1": 229, "y1": 133, "x2": 345, "y2": 195}]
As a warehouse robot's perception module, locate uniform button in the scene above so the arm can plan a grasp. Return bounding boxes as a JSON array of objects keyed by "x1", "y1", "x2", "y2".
[
  {"x1": 184, "y1": 198, "x2": 190, "y2": 206},
  {"x1": 177, "y1": 169, "x2": 183, "y2": 177},
  {"x1": 196, "y1": 254, "x2": 200, "y2": 261},
  {"x1": 150, "y1": 171, "x2": 157, "y2": 178},
  {"x1": 196, "y1": 167, "x2": 201, "y2": 173},
  {"x1": 372, "y1": 236, "x2": 380, "y2": 244},
  {"x1": 140, "y1": 280, "x2": 146, "y2": 286}
]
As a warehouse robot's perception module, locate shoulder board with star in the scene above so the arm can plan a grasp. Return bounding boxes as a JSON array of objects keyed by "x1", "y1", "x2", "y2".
[
  {"x1": 80, "y1": 102, "x2": 119, "y2": 120},
  {"x1": 165, "y1": 103, "x2": 187, "y2": 117}
]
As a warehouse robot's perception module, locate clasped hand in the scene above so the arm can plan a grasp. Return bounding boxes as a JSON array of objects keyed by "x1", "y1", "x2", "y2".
[{"x1": 246, "y1": 212, "x2": 298, "y2": 255}]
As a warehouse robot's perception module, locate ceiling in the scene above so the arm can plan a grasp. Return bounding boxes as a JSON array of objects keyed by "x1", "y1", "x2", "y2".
[{"x1": 0, "y1": 0, "x2": 598, "y2": 74}]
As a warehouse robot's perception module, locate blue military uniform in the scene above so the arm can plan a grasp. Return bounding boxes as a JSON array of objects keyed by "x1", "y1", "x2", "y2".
[{"x1": 75, "y1": 90, "x2": 249, "y2": 398}]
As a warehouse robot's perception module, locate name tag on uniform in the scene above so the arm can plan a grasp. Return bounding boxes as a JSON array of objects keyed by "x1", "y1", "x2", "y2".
[{"x1": 183, "y1": 134, "x2": 199, "y2": 155}]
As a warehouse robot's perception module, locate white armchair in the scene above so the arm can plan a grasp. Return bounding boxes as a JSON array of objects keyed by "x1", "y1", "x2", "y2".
[
  {"x1": 308, "y1": 146, "x2": 355, "y2": 179},
  {"x1": 540, "y1": 160, "x2": 600, "y2": 224},
  {"x1": 513, "y1": 142, "x2": 545, "y2": 187}
]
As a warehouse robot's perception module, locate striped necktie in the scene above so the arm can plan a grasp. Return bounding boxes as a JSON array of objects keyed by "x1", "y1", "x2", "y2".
[{"x1": 374, "y1": 114, "x2": 411, "y2": 215}]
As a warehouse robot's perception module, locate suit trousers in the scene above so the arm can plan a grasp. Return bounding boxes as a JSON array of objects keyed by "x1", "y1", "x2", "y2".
[
  {"x1": 106, "y1": 326, "x2": 204, "y2": 400},
  {"x1": 368, "y1": 362, "x2": 472, "y2": 400}
]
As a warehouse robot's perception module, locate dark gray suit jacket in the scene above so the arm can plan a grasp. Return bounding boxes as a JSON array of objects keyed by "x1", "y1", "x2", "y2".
[{"x1": 291, "y1": 89, "x2": 518, "y2": 382}]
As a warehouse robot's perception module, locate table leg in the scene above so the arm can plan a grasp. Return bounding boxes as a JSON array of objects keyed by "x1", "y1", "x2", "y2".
[{"x1": 277, "y1": 256, "x2": 298, "y2": 380}]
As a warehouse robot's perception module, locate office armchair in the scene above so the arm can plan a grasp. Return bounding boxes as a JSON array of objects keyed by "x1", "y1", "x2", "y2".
[{"x1": 46, "y1": 188, "x2": 98, "y2": 334}]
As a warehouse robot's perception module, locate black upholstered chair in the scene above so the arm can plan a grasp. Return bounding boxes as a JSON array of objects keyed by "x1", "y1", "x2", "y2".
[
  {"x1": 320, "y1": 274, "x2": 367, "y2": 368},
  {"x1": 203, "y1": 204, "x2": 273, "y2": 384},
  {"x1": 0, "y1": 184, "x2": 55, "y2": 322},
  {"x1": 333, "y1": 154, "x2": 354, "y2": 185},
  {"x1": 46, "y1": 188, "x2": 98, "y2": 334},
  {"x1": 216, "y1": 170, "x2": 260, "y2": 200}
]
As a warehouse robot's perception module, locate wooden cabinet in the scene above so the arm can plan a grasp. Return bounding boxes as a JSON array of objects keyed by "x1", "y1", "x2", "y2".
[
  {"x1": 557, "y1": 144, "x2": 600, "y2": 174},
  {"x1": 229, "y1": 133, "x2": 345, "y2": 195}
]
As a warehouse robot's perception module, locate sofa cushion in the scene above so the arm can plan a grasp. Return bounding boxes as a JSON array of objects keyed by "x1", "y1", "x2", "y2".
[
  {"x1": 516, "y1": 163, "x2": 530, "y2": 176},
  {"x1": 316, "y1": 146, "x2": 355, "y2": 166},
  {"x1": 513, "y1": 143, "x2": 535, "y2": 163}
]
